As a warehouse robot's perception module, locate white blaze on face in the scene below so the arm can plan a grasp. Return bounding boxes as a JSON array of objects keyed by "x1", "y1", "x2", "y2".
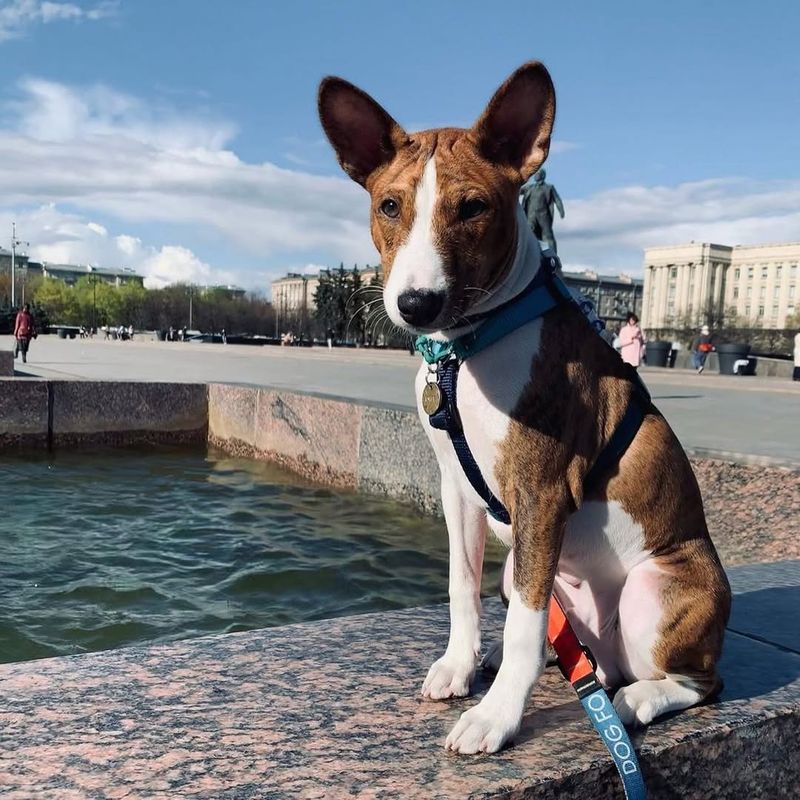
[{"x1": 384, "y1": 156, "x2": 446, "y2": 326}]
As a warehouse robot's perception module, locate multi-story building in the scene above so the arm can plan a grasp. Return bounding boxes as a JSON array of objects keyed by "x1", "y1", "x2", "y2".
[
  {"x1": 271, "y1": 265, "x2": 642, "y2": 324},
  {"x1": 562, "y1": 269, "x2": 643, "y2": 324},
  {"x1": 26, "y1": 261, "x2": 144, "y2": 287},
  {"x1": 271, "y1": 266, "x2": 381, "y2": 314},
  {"x1": 643, "y1": 241, "x2": 800, "y2": 329}
]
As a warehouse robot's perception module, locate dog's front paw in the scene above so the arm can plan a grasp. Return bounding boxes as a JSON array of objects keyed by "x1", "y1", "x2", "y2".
[
  {"x1": 421, "y1": 655, "x2": 476, "y2": 700},
  {"x1": 445, "y1": 698, "x2": 521, "y2": 754}
]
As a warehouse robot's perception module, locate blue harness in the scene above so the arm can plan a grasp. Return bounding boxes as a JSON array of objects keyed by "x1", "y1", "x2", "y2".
[{"x1": 415, "y1": 255, "x2": 649, "y2": 799}]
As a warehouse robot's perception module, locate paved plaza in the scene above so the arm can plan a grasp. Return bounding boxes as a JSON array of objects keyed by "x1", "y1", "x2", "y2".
[{"x1": 5, "y1": 334, "x2": 799, "y2": 466}]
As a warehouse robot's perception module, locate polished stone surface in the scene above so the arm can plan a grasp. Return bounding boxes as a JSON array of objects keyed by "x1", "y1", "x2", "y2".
[
  {"x1": 51, "y1": 381, "x2": 207, "y2": 441},
  {"x1": 1, "y1": 563, "x2": 797, "y2": 798},
  {"x1": 0, "y1": 378, "x2": 48, "y2": 446},
  {"x1": 0, "y1": 348, "x2": 12, "y2": 377}
]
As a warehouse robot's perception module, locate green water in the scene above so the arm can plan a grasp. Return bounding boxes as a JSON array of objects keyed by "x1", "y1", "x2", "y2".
[{"x1": 0, "y1": 447, "x2": 505, "y2": 664}]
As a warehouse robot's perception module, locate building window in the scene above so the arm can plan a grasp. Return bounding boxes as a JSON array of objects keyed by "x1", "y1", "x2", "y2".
[
  {"x1": 747, "y1": 266, "x2": 754, "y2": 279},
  {"x1": 790, "y1": 263, "x2": 798, "y2": 279},
  {"x1": 776, "y1": 265, "x2": 782, "y2": 279},
  {"x1": 761, "y1": 265, "x2": 769, "y2": 278},
  {"x1": 747, "y1": 286, "x2": 752, "y2": 298},
  {"x1": 745, "y1": 304, "x2": 751, "y2": 316},
  {"x1": 733, "y1": 288, "x2": 739, "y2": 300},
  {"x1": 734, "y1": 268, "x2": 741, "y2": 280},
  {"x1": 774, "y1": 286, "x2": 781, "y2": 299},
  {"x1": 789, "y1": 285, "x2": 796, "y2": 299},
  {"x1": 670, "y1": 267, "x2": 677, "y2": 278},
  {"x1": 772, "y1": 304, "x2": 779, "y2": 317},
  {"x1": 758, "y1": 305, "x2": 764, "y2": 316},
  {"x1": 760, "y1": 286, "x2": 766, "y2": 299}
]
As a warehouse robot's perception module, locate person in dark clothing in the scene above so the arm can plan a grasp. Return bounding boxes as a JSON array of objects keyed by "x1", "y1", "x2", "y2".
[
  {"x1": 690, "y1": 325, "x2": 713, "y2": 373},
  {"x1": 13, "y1": 303, "x2": 36, "y2": 364}
]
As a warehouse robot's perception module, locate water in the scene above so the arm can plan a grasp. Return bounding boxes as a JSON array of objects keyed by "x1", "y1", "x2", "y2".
[{"x1": 0, "y1": 447, "x2": 505, "y2": 664}]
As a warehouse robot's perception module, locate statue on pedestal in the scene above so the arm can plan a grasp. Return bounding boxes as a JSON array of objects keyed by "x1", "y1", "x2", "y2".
[{"x1": 519, "y1": 169, "x2": 565, "y2": 255}]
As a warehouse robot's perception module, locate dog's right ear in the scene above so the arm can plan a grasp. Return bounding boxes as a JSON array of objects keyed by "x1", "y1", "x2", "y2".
[{"x1": 318, "y1": 77, "x2": 408, "y2": 187}]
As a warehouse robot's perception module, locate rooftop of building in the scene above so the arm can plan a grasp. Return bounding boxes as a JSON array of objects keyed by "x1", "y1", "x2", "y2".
[
  {"x1": 28, "y1": 261, "x2": 142, "y2": 278},
  {"x1": 562, "y1": 268, "x2": 642, "y2": 285},
  {"x1": 645, "y1": 240, "x2": 800, "y2": 253}
]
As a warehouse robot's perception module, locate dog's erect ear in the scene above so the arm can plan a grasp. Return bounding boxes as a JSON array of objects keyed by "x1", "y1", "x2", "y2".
[
  {"x1": 318, "y1": 77, "x2": 408, "y2": 187},
  {"x1": 473, "y1": 61, "x2": 555, "y2": 182}
]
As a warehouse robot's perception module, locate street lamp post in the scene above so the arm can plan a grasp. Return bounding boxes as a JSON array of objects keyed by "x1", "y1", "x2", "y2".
[
  {"x1": 188, "y1": 285, "x2": 194, "y2": 330},
  {"x1": 10, "y1": 222, "x2": 29, "y2": 310}
]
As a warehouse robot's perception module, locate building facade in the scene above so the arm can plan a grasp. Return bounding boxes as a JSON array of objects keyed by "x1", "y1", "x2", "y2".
[
  {"x1": 26, "y1": 262, "x2": 144, "y2": 287},
  {"x1": 271, "y1": 266, "x2": 641, "y2": 325},
  {"x1": 271, "y1": 267, "x2": 381, "y2": 314},
  {"x1": 562, "y1": 269, "x2": 643, "y2": 324},
  {"x1": 643, "y1": 241, "x2": 800, "y2": 329}
]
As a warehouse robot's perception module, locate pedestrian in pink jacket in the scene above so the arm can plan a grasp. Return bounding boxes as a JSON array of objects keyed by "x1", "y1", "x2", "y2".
[{"x1": 619, "y1": 312, "x2": 645, "y2": 368}]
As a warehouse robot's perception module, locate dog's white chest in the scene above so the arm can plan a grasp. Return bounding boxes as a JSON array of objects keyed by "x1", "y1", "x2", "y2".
[{"x1": 416, "y1": 319, "x2": 543, "y2": 536}]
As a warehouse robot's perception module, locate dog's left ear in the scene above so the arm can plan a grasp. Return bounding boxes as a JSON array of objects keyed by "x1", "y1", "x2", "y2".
[{"x1": 473, "y1": 61, "x2": 555, "y2": 182}]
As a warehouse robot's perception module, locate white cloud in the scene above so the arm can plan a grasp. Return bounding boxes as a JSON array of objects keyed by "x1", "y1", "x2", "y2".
[
  {"x1": 1, "y1": 204, "x2": 237, "y2": 289},
  {"x1": 0, "y1": 76, "x2": 798, "y2": 291},
  {"x1": 0, "y1": 77, "x2": 374, "y2": 281},
  {"x1": 557, "y1": 178, "x2": 800, "y2": 273},
  {"x1": 0, "y1": 1, "x2": 116, "y2": 41}
]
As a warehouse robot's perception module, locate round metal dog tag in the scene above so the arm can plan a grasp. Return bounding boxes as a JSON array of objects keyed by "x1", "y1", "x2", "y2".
[{"x1": 421, "y1": 382, "x2": 443, "y2": 415}]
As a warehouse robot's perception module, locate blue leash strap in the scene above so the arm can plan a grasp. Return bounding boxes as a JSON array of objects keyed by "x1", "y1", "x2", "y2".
[
  {"x1": 549, "y1": 596, "x2": 648, "y2": 799},
  {"x1": 577, "y1": 686, "x2": 648, "y2": 798}
]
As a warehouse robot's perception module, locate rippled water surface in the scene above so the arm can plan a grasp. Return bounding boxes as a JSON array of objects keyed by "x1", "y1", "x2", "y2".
[{"x1": 1, "y1": 448, "x2": 505, "y2": 663}]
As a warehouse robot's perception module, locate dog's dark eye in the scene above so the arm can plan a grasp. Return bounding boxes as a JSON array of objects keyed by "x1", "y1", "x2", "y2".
[
  {"x1": 380, "y1": 198, "x2": 400, "y2": 218},
  {"x1": 459, "y1": 198, "x2": 488, "y2": 221}
]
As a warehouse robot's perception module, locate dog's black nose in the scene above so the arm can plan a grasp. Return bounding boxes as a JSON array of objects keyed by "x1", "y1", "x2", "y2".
[{"x1": 397, "y1": 290, "x2": 445, "y2": 327}]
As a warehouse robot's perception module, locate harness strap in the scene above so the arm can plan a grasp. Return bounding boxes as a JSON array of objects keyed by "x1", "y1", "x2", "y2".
[
  {"x1": 548, "y1": 596, "x2": 648, "y2": 799},
  {"x1": 428, "y1": 360, "x2": 510, "y2": 524}
]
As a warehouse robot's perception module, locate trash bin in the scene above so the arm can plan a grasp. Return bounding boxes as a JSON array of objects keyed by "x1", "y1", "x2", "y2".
[
  {"x1": 57, "y1": 327, "x2": 67, "y2": 339},
  {"x1": 716, "y1": 343, "x2": 751, "y2": 375},
  {"x1": 156, "y1": 329, "x2": 167, "y2": 342},
  {"x1": 645, "y1": 340, "x2": 671, "y2": 368}
]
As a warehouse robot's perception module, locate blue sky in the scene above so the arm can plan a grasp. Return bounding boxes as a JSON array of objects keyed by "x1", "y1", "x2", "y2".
[{"x1": 0, "y1": 0, "x2": 798, "y2": 290}]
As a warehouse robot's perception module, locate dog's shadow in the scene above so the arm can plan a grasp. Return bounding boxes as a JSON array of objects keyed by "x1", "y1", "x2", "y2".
[
  {"x1": 473, "y1": 586, "x2": 800, "y2": 747},
  {"x1": 716, "y1": 586, "x2": 800, "y2": 702}
]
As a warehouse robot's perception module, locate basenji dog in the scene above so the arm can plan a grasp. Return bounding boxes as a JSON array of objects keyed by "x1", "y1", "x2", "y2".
[{"x1": 318, "y1": 61, "x2": 731, "y2": 755}]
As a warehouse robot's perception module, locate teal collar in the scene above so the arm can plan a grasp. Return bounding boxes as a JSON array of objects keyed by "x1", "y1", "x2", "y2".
[{"x1": 415, "y1": 259, "x2": 570, "y2": 365}]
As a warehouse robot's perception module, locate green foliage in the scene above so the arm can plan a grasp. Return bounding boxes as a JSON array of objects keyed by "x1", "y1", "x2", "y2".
[
  {"x1": 313, "y1": 264, "x2": 386, "y2": 344},
  {"x1": 28, "y1": 277, "x2": 275, "y2": 334}
]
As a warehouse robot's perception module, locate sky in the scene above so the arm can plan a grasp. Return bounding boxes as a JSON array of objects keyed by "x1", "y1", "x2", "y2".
[{"x1": 0, "y1": 0, "x2": 798, "y2": 292}]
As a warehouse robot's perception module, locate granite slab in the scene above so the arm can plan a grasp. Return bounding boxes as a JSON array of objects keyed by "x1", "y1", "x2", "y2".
[
  {"x1": 50, "y1": 381, "x2": 208, "y2": 446},
  {"x1": 0, "y1": 563, "x2": 797, "y2": 799},
  {"x1": 0, "y1": 349, "x2": 12, "y2": 377},
  {"x1": 0, "y1": 378, "x2": 48, "y2": 447}
]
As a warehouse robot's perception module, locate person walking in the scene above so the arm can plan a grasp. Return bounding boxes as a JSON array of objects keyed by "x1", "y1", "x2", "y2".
[
  {"x1": 690, "y1": 325, "x2": 714, "y2": 374},
  {"x1": 618, "y1": 312, "x2": 645, "y2": 369},
  {"x1": 793, "y1": 330, "x2": 800, "y2": 382},
  {"x1": 13, "y1": 303, "x2": 36, "y2": 364}
]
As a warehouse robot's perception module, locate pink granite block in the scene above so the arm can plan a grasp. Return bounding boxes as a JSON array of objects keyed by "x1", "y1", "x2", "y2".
[
  {"x1": 0, "y1": 592, "x2": 797, "y2": 799},
  {"x1": 252, "y1": 389, "x2": 363, "y2": 487},
  {"x1": 207, "y1": 383, "x2": 259, "y2": 450}
]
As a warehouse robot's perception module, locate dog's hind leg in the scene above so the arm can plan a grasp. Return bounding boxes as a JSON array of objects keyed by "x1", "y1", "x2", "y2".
[{"x1": 613, "y1": 541, "x2": 730, "y2": 726}]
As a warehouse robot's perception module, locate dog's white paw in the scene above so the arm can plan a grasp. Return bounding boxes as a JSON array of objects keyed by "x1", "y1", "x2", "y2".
[
  {"x1": 613, "y1": 682, "x2": 658, "y2": 726},
  {"x1": 421, "y1": 654, "x2": 476, "y2": 700},
  {"x1": 445, "y1": 698, "x2": 521, "y2": 754}
]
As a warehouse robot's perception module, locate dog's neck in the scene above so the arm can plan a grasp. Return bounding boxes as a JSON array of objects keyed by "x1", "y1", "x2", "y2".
[{"x1": 428, "y1": 204, "x2": 543, "y2": 342}]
